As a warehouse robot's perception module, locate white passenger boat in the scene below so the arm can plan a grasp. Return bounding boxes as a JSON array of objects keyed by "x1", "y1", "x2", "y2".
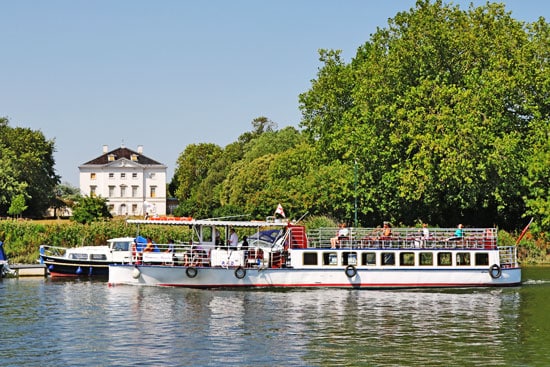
[
  {"x1": 108, "y1": 218, "x2": 521, "y2": 288},
  {"x1": 40, "y1": 237, "x2": 137, "y2": 277}
]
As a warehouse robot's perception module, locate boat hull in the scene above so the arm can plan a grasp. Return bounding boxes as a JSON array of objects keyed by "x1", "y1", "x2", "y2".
[
  {"x1": 41, "y1": 256, "x2": 111, "y2": 277},
  {"x1": 109, "y1": 264, "x2": 522, "y2": 288}
]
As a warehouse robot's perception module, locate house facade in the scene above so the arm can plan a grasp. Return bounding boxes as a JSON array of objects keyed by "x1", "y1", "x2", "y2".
[{"x1": 79, "y1": 145, "x2": 167, "y2": 216}]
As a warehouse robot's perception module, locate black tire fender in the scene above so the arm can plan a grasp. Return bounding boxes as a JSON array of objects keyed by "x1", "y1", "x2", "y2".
[
  {"x1": 489, "y1": 264, "x2": 502, "y2": 279},
  {"x1": 345, "y1": 265, "x2": 357, "y2": 278},
  {"x1": 235, "y1": 266, "x2": 246, "y2": 279},
  {"x1": 186, "y1": 266, "x2": 198, "y2": 278}
]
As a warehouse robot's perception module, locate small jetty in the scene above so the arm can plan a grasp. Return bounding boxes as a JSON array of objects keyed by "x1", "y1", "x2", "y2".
[{"x1": 5, "y1": 264, "x2": 47, "y2": 278}]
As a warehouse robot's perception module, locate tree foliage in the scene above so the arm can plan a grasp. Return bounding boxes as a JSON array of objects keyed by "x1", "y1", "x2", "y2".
[
  {"x1": 71, "y1": 195, "x2": 113, "y2": 224},
  {"x1": 0, "y1": 117, "x2": 60, "y2": 217},
  {"x1": 298, "y1": 0, "x2": 549, "y2": 229},
  {"x1": 8, "y1": 194, "x2": 27, "y2": 218}
]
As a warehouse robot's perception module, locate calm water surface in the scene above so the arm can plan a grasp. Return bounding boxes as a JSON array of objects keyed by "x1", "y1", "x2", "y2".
[{"x1": 1, "y1": 267, "x2": 549, "y2": 367}]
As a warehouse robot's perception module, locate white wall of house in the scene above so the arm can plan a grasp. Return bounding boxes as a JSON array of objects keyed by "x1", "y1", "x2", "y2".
[{"x1": 79, "y1": 146, "x2": 167, "y2": 216}]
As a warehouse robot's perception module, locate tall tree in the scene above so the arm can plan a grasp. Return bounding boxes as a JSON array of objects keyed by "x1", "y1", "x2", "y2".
[
  {"x1": 299, "y1": 0, "x2": 549, "y2": 229},
  {"x1": 0, "y1": 117, "x2": 60, "y2": 217}
]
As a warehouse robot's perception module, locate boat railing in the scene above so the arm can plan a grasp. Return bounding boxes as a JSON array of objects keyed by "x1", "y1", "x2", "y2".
[
  {"x1": 306, "y1": 227, "x2": 499, "y2": 250},
  {"x1": 498, "y1": 245, "x2": 519, "y2": 268}
]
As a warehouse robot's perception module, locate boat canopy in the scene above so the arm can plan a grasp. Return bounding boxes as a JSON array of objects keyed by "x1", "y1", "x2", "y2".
[{"x1": 127, "y1": 218, "x2": 289, "y2": 228}]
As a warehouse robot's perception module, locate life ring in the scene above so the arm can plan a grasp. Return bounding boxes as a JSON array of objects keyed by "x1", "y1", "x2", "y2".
[
  {"x1": 234, "y1": 266, "x2": 246, "y2": 279},
  {"x1": 186, "y1": 267, "x2": 198, "y2": 278},
  {"x1": 345, "y1": 265, "x2": 357, "y2": 278},
  {"x1": 489, "y1": 264, "x2": 502, "y2": 279}
]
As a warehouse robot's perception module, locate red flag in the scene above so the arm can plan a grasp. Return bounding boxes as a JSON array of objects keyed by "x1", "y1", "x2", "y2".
[
  {"x1": 275, "y1": 203, "x2": 285, "y2": 218},
  {"x1": 516, "y1": 217, "x2": 534, "y2": 245}
]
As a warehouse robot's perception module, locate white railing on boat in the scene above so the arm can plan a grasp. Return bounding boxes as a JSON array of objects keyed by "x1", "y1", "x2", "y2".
[{"x1": 306, "y1": 227, "x2": 497, "y2": 250}]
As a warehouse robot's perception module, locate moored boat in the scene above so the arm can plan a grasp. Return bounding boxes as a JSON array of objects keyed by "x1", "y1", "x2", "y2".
[
  {"x1": 40, "y1": 237, "x2": 137, "y2": 277},
  {"x1": 1, "y1": 240, "x2": 11, "y2": 278},
  {"x1": 108, "y1": 218, "x2": 521, "y2": 288}
]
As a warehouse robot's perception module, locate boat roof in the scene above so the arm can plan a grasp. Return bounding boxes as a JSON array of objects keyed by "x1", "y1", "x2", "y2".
[{"x1": 127, "y1": 218, "x2": 289, "y2": 228}]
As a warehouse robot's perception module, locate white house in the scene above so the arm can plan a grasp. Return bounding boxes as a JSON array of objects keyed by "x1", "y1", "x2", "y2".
[{"x1": 79, "y1": 145, "x2": 167, "y2": 216}]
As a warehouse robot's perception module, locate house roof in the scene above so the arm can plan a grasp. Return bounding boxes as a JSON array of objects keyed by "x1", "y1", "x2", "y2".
[{"x1": 82, "y1": 146, "x2": 163, "y2": 166}]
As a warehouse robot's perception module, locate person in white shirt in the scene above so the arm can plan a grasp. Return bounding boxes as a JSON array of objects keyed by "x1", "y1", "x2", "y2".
[
  {"x1": 228, "y1": 228, "x2": 239, "y2": 249},
  {"x1": 330, "y1": 223, "x2": 349, "y2": 248}
]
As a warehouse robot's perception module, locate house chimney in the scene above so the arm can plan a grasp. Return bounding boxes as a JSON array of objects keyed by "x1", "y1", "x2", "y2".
[
  {"x1": 137, "y1": 145, "x2": 143, "y2": 154},
  {"x1": 103, "y1": 145, "x2": 108, "y2": 153}
]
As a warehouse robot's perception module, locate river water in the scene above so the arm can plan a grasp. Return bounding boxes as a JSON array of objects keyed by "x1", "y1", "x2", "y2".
[{"x1": 1, "y1": 267, "x2": 549, "y2": 367}]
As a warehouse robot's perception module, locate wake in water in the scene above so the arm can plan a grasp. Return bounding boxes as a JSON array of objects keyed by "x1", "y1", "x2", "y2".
[{"x1": 523, "y1": 279, "x2": 550, "y2": 285}]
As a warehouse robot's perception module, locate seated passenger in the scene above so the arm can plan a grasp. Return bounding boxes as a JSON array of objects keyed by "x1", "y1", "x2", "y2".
[
  {"x1": 143, "y1": 237, "x2": 154, "y2": 252},
  {"x1": 331, "y1": 223, "x2": 349, "y2": 248},
  {"x1": 448, "y1": 224, "x2": 464, "y2": 241}
]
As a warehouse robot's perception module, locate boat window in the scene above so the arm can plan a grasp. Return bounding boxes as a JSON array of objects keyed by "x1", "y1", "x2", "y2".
[
  {"x1": 202, "y1": 226, "x2": 213, "y2": 242},
  {"x1": 419, "y1": 252, "x2": 433, "y2": 266},
  {"x1": 400, "y1": 252, "x2": 415, "y2": 266},
  {"x1": 456, "y1": 252, "x2": 471, "y2": 266},
  {"x1": 69, "y1": 253, "x2": 88, "y2": 260},
  {"x1": 113, "y1": 242, "x2": 130, "y2": 251},
  {"x1": 381, "y1": 252, "x2": 395, "y2": 266},
  {"x1": 342, "y1": 252, "x2": 357, "y2": 266},
  {"x1": 475, "y1": 253, "x2": 489, "y2": 266},
  {"x1": 361, "y1": 252, "x2": 376, "y2": 266},
  {"x1": 90, "y1": 254, "x2": 107, "y2": 260},
  {"x1": 303, "y1": 252, "x2": 318, "y2": 265},
  {"x1": 437, "y1": 252, "x2": 452, "y2": 266},
  {"x1": 323, "y1": 252, "x2": 338, "y2": 266}
]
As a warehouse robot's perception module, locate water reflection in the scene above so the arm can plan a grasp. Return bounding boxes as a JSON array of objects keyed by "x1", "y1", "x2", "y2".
[{"x1": 2, "y1": 274, "x2": 550, "y2": 366}]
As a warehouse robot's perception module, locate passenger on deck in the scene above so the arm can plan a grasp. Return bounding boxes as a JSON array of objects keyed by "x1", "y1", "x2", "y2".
[
  {"x1": 331, "y1": 223, "x2": 349, "y2": 248},
  {"x1": 448, "y1": 224, "x2": 464, "y2": 241},
  {"x1": 422, "y1": 223, "x2": 430, "y2": 239},
  {"x1": 241, "y1": 236, "x2": 249, "y2": 249},
  {"x1": 228, "y1": 228, "x2": 238, "y2": 250},
  {"x1": 143, "y1": 237, "x2": 154, "y2": 252},
  {"x1": 381, "y1": 222, "x2": 392, "y2": 237},
  {"x1": 165, "y1": 239, "x2": 175, "y2": 253}
]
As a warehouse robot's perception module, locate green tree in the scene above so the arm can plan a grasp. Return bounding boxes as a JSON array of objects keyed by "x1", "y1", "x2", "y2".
[
  {"x1": 0, "y1": 117, "x2": 60, "y2": 217},
  {"x1": 51, "y1": 183, "x2": 81, "y2": 218},
  {"x1": 299, "y1": 0, "x2": 549, "y2": 229},
  {"x1": 7, "y1": 194, "x2": 28, "y2": 218},
  {"x1": 171, "y1": 143, "x2": 223, "y2": 217},
  {"x1": 71, "y1": 195, "x2": 112, "y2": 224}
]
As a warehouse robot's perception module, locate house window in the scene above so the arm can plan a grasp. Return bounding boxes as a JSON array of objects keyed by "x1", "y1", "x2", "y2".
[
  {"x1": 120, "y1": 185, "x2": 127, "y2": 198},
  {"x1": 132, "y1": 186, "x2": 138, "y2": 198},
  {"x1": 131, "y1": 154, "x2": 138, "y2": 161},
  {"x1": 121, "y1": 173, "x2": 126, "y2": 179},
  {"x1": 150, "y1": 186, "x2": 156, "y2": 198},
  {"x1": 132, "y1": 204, "x2": 138, "y2": 214},
  {"x1": 108, "y1": 186, "x2": 115, "y2": 197},
  {"x1": 90, "y1": 186, "x2": 97, "y2": 197},
  {"x1": 149, "y1": 172, "x2": 156, "y2": 179},
  {"x1": 132, "y1": 172, "x2": 138, "y2": 179},
  {"x1": 109, "y1": 173, "x2": 114, "y2": 179},
  {"x1": 108, "y1": 154, "x2": 115, "y2": 162},
  {"x1": 90, "y1": 173, "x2": 96, "y2": 180}
]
